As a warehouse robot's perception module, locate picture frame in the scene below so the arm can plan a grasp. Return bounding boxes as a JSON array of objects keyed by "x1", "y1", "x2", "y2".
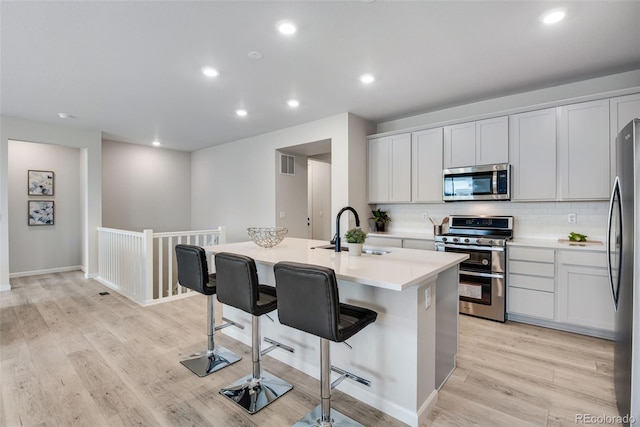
[
  {"x1": 28, "y1": 200, "x2": 54, "y2": 226},
  {"x1": 28, "y1": 170, "x2": 54, "y2": 196}
]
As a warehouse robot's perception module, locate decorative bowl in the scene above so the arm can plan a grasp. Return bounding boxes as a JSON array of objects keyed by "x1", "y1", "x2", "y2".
[{"x1": 247, "y1": 227, "x2": 288, "y2": 248}]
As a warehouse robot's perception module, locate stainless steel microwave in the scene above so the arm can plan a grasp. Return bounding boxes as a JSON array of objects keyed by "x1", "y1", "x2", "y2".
[{"x1": 443, "y1": 163, "x2": 510, "y2": 201}]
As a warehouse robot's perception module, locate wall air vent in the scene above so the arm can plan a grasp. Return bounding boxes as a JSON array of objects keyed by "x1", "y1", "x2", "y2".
[{"x1": 280, "y1": 153, "x2": 295, "y2": 176}]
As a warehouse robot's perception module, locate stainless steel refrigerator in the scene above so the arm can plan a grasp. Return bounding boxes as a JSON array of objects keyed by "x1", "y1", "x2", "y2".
[{"x1": 608, "y1": 118, "x2": 640, "y2": 426}]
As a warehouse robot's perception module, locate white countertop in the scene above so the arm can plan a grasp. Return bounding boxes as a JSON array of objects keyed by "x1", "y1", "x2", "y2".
[
  {"x1": 509, "y1": 238, "x2": 606, "y2": 252},
  {"x1": 205, "y1": 237, "x2": 467, "y2": 292}
]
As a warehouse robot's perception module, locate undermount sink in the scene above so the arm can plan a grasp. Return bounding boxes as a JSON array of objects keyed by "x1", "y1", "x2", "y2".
[{"x1": 310, "y1": 244, "x2": 391, "y2": 255}]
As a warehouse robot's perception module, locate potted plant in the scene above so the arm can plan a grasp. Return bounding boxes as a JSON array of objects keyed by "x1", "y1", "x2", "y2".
[
  {"x1": 344, "y1": 227, "x2": 367, "y2": 256},
  {"x1": 370, "y1": 209, "x2": 391, "y2": 232}
]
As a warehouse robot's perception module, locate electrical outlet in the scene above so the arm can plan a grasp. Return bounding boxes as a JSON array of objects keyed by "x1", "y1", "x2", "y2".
[
  {"x1": 280, "y1": 211, "x2": 286, "y2": 219},
  {"x1": 422, "y1": 212, "x2": 428, "y2": 220},
  {"x1": 568, "y1": 213, "x2": 577, "y2": 224}
]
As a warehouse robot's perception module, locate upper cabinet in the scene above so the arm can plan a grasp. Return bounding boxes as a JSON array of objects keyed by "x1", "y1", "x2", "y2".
[
  {"x1": 509, "y1": 108, "x2": 557, "y2": 201},
  {"x1": 412, "y1": 128, "x2": 443, "y2": 203},
  {"x1": 610, "y1": 93, "x2": 640, "y2": 182},
  {"x1": 368, "y1": 133, "x2": 411, "y2": 203},
  {"x1": 443, "y1": 116, "x2": 508, "y2": 168},
  {"x1": 558, "y1": 99, "x2": 610, "y2": 200}
]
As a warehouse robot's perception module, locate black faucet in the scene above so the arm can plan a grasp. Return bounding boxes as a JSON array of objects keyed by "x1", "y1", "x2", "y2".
[{"x1": 333, "y1": 206, "x2": 360, "y2": 252}]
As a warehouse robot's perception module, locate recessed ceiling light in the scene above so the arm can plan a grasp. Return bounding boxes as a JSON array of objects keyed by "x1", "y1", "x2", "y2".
[
  {"x1": 152, "y1": 140, "x2": 161, "y2": 147},
  {"x1": 236, "y1": 109, "x2": 248, "y2": 117},
  {"x1": 58, "y1": 112, "x2": 73, "y2": 119},
  {"x1": 287, "y1": 99, "x2": 300, "y2": 108},
  {"x1": 542, "y1": 8, "x2": 566, "y2": 25},
  {"x1": 201, "y1": 66, "x2": 219, "y2": 77},
  {"x1": 360, "y1": 74, "x2": 375, "y2": 84},
  {"x1": 276, "y1": 20, "x2": 297, "y2": 35},
  {"x1": 248, "y1": 51, "x2": 263, "y2": 60}
]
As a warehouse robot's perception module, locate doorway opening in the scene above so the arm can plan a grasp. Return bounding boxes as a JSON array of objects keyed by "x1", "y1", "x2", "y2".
[{"x1": 275, "y1": 139, "x2": 331, "y2": 240}]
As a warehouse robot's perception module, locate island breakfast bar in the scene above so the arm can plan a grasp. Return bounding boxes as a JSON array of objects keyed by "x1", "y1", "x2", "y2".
[{"x1": 204, "y1": 237, "x2": 467, "y2": 427}]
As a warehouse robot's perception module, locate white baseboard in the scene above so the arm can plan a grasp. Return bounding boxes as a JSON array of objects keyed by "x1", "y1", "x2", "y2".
[
  {"x1": 9, "y1": 265, "x2": 84, "y2": 278},
  {"x1": 0, "y1": 284, "x2": 11, "y2": 292}
]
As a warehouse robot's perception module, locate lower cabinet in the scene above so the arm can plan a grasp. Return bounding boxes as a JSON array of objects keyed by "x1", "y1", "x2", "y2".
[
  {"x1": 556, "y1": 250, "x2": 615, "y2": 332},
  {"x1": 507, "y1": 245, "x2": 614, "y2": 338}
]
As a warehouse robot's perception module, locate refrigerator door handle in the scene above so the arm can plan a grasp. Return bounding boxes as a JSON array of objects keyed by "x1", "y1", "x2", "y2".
[{"x1": 606, "y1": 176, "x2": 620, "y2": 312}]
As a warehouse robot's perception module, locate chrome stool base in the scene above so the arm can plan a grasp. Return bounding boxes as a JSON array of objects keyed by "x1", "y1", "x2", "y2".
[
  {"x1": 220, "y1": 371, "x2": 293, "y2": 414},
  {"x1": 180, "y1": 346, "x2": 241, "y2": 377},
  {"x1": 293, "y1": 405, "x2": 364, "y2": 427}
]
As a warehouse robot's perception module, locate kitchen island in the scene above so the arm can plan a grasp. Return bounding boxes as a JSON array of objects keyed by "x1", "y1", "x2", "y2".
[{"x1": 204, "y1": 237, "x2": 467, "y2": 427}]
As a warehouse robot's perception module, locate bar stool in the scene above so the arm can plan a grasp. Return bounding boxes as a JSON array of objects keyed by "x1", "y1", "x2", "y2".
[
  {"x1": 174, "y1": 244, "x2": 242, "y2": 377},
  {"x1": 215, "y1": 252, "x2": 294, "y2": 414},
  {"x1": 273, "y1": 261, "x2": 378, "y2": 427}
]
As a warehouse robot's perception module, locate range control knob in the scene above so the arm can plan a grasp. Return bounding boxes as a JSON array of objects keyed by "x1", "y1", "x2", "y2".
[
  {"x1": 475, "y1": 238, "x2": 483, "y2": 245},
  {"x1": 441, "y1": 237, "x2": 448, "y2": 242},
  {"x1": 488, "y1": 239, "x2": 494, "y2": 245},
  {"x1": 464, "y1": 238, "x2": 470, "y2": 243},
  {"x1": 452, "y1": 237, "x2": 459, "y2": 243}
]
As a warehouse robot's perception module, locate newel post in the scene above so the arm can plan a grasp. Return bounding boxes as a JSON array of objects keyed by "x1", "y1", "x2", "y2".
[
  {"x1": 218, "y1": 226, "x2": 227, "y2": 245},
  {"x1": 143, "y1": 229, "x2": 154, "y2": 304}
]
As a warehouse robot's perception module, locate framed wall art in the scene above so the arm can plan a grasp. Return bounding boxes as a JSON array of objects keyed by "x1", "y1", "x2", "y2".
[
  {"x1": 28, "y1": 170, "x2": 54, "y2": 196},
  {"x1": 28, "y1": 200, "x2": 54, "y2": 226}
]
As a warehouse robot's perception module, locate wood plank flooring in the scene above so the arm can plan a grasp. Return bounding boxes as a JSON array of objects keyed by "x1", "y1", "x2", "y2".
[{"x1": 1, "y1": 271, "x2": 621, "y2": 426}]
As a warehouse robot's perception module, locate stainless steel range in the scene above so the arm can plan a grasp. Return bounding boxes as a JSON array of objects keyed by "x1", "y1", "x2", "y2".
[{"x1": 435, "y1": 215, "x2": 513, "y2": 322}]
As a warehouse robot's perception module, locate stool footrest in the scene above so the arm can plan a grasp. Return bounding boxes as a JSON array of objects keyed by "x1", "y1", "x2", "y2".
[
  {"x1": 261, "y1": 336, "x2": 295, "y2": 356},
  {"x1": 330, "y1": 365, "x2": 371, "y2": 389},
  {"x1": 293, "y1": 405, "x2": 364, "y2": 427},
  {"x1": 214, "y1": 317, "x2": 245, "y2": 331}
]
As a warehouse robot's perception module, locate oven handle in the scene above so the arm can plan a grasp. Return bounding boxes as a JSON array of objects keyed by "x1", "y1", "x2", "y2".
[
  {"x1": 460, "y1": 270, "x2": 505, "y2": 279},
  {"x1": 442, "y1": 244, "x2": 505, "y2": 252}
]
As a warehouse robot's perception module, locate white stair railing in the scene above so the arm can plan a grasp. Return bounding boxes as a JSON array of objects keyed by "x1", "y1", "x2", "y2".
[{"x1": 97, "y1": 226, "x2": 226, "y2": 306}]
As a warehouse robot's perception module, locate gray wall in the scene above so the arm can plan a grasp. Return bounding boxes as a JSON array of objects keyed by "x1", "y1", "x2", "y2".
[
  {"x1": 8, "y1": 141, "x2": 82, "y2": 274},
  {"x1": 275, "y1": 151, "x2": 308, "y2": 238},
  {"x1": 1, "y1": 116, "x2": 102, "y2": 289},
  {"x1": 191, "y1": 113, "x2": 372, "y2": 243},
  {"x1": 102, "y1": 140, "x2": 191, "y2": 232}
]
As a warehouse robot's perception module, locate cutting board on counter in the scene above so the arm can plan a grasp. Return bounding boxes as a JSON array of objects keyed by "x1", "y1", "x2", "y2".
[{"x1": 557, "y1": 239, "x2": 603, "y2": 246}]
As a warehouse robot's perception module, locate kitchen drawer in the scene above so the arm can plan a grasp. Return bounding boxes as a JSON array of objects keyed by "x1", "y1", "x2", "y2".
[
  {"x1": 508, "y1": 287, "x2": 554, "y2": 320},
  {"x1": 509, "y1": 246, "x2": 555, "y2": 263},
  {"x1": 509, "y1": 273, "x2": 555, "y2": 292},
  {"x1": 509, "y1": 260, "x2": 555, "y2": 277},
  {"x1": 402, "y1": 239, "x2": 435, "y2": 251},
  {"x1": 558, "y1": 250, "x2": 607, "y2": 268}
]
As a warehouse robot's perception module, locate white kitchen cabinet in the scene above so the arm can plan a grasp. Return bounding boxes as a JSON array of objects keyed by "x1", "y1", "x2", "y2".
[
  {"x1": 508, "y1": 247, "x2": 555, "y2": 320},
  {"x1": 443, "y1": 122, "x2": 475, "y2": 168},
  {"x1": 558, "y1": 99, "x2": 610, "y2": 200},
  {"x1": 476, "y1": 116, "x2": 509, "y2": 165},
  {"x1": 367, "y1": 133, "x2": 411, "y2": 203},
  {"x1": 443, "y1": 116, "x2": 508, "y2": 168},
  {"x1": 412, "y1": 128, "x2": 443, "y2": 203},
  {"x1": 557, "y1": 250, "x2": 614, "y2": 332},
  {"x1": 610, "y1": 93, "x2": 640, "y2": 182},
  {"x1": 509, "y1": 108, "x2": 557, "y2": 201}
]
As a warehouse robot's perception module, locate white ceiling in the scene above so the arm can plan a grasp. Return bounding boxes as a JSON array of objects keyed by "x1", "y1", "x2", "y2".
[{"x1": 2, "y1": 1, "x2": 639, "y2": 152}]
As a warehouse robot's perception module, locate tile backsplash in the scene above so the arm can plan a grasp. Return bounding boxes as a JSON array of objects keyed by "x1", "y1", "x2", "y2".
[{"x1": 374, "y1": 201, "x2": 609, "y2": 242}]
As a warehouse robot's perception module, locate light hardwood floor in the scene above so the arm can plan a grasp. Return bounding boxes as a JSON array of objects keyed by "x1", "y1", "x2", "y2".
[{"x1": 1, "y1": 271, "x2": 621, "y2": 427}]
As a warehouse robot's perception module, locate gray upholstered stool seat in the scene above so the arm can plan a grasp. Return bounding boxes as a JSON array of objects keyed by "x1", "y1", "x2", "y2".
[
  {"x1": 174, "y1": 244, "x2": 241, "y2": 377},
  {"x1": 274, "y1": 261, "x2": 377, "y2": 427},
  {"x1": 215, "y1": 252, "x2": 293, "y2": 414}
]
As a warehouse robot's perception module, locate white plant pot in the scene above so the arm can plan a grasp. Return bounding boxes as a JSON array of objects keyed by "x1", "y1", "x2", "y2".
[{"x1": 347, "y1": 243, "x2": 363, "y2": 256}]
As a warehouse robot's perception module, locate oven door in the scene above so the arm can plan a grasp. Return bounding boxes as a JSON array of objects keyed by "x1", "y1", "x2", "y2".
[
  {"x1": 459, "y1": 270, "x2": 506, "y2": 322},
  {"x1": 441, "y1": 244, "x2": 505, "y2": 273}
]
